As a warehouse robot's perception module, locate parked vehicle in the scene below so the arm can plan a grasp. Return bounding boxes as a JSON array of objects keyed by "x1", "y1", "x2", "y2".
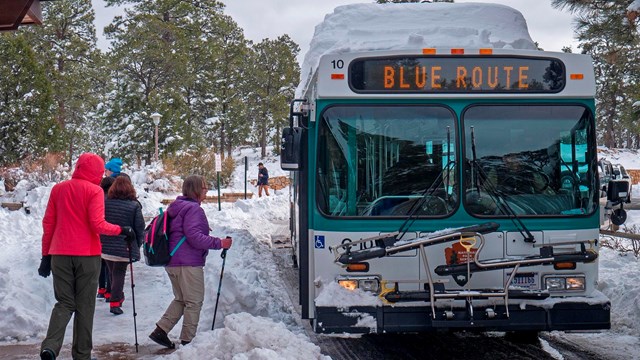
[
  {"x1": 612, "y1": 164, "x2": 632, "y2": 203},
  {"x1": 598, "y1": 159, "x2": 613, "y2": 193}
]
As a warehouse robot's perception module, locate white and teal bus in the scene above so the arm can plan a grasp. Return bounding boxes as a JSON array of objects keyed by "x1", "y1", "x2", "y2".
[{"x1": 281, "y1": 46, "x2": 628, "y2": 336}]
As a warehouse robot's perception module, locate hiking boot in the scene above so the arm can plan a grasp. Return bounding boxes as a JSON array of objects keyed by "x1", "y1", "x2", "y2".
[
  {"x1": 110, "y1": 306, "x2": 123, "y2": 315},
  {"x1": 97, "y1": 288, "x2": 106, "y2": 298},
  {"x1": 149, "y1": 326, "x2": 175, "y2": 349},
  {"x1": 104, "y1": 292, "x2": 111, "y2": 302},
  {"x1": 40, "y1": 348, "x2": 56, "y2": 360},
  {"x1": 181, "y1": 340, "x2": 191, "y2": 346}
]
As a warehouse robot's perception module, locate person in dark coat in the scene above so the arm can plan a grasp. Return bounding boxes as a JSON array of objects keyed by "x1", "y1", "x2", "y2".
[
  {"x1": 257, "y1": 162, "x2": 270, "y2": 197},
  {"x1": 100, "y1": 176, "x2": 145, "y2": 315},
  {"x1": 97, "y1": 176, "x2": 116, "y2": 301},
  {"x1": 149, "y1": 175, "x2": 232, "y2": 349}
]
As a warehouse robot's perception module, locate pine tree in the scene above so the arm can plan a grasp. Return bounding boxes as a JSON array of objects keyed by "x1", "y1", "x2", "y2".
[
  {"x1": 552, "y1": 0, "x2": 640, "y2": 148},
  {"x1": 103, "y1": 0, "x2": 257, "y2": 163},
  {"x1": 28, "y1": 0, "x2": 103, "y2": 166},
  {"x1": 247, "y1": 35, "x2": 300, "y2": 158},
  {"x1": 0, "y1": 34, "x2": 55, "y2": 166}
]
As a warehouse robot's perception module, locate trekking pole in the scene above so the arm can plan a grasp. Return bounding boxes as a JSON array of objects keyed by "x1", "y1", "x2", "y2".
[
  {"x1": 128, "y1": 244, "x2": 139, "y2": 353},
  {"x1": 211, "y1": 248, "x2": 228, "y2": 330}
]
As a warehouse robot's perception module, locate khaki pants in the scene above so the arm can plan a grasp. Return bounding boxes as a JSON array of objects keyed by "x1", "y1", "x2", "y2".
[
  {"x1": 157, "y1": 266, "x2": 205, "y2": 343},
  {"x1": 41, "y1": 255, "x2": 101, "y2": 360}
]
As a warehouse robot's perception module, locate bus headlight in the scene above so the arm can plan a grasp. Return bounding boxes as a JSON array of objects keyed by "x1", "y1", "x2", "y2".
[
  {"x1": 565, "y1": 277, "x2": 585, "y2": 290},
  {"x1": 337, "y1": 279, "x2": 358, "y2": 291},
  {"x1": 336, "y1": 275, "x2": 381, "y2": 294},
  {"x1": 544, "y1": 275, "x2": 585, "y2": 291},
  {"x1": 359, "y1": 279, "x2": 380, "y2": 292}
]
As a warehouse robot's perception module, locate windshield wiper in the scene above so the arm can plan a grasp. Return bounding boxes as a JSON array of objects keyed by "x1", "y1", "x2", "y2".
[
  {"x1": 396, "y1": 126, "x2": 453, "y2": 241},
  {"x1": 469, "y1": 126, "x2": 536, "y2": 243}
]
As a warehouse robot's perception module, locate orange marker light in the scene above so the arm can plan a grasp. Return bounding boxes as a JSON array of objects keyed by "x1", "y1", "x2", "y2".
[
  {"x1": 422, "y1": 48, "x2": 436, "y2": 55},
  {"x1": 479, "y1": 48, "x2": 493, "y2": 55},
  {"x1": 331, "y1": 73, "x2": 345, "y2": 80},
  {"x1": 346, "y1": 263, "x2": 369, "y2": 272},
  {"x1": 570, "y1": 73, "x2": 584, "y2": 80},
  {"x1": 554, "y1": 262, "x2": 576, "y2": 270},
  {"x1": 451, "y1": 48, "x2": 465, "y2": 55}
]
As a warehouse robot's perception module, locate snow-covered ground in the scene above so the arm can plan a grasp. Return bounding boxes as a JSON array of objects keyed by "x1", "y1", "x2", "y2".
[{"x1": 0, "y1": 147, "x2": 328, "y2": 359}]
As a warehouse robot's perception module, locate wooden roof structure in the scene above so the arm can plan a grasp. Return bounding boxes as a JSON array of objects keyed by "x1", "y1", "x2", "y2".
[{"x1": 0, "y1": 0, "x2": 53, "y2": 32}]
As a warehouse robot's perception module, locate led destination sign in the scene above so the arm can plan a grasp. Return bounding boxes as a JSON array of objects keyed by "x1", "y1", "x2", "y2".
[{"x1": 349, "y1": 56, "x2": 566, "y2": 93}]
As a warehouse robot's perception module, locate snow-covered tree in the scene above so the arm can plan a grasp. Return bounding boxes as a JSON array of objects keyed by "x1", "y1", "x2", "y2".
[
  {"x1": 0, "y1": 35, "x2": 56, "y2": 165},
  {"x1": 553, "y1": 0, "x2": 640, "y2": 148}
]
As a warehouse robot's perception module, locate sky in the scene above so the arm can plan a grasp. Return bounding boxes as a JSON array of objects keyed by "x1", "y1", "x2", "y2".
[{"x1": 92, "y1": 0, "x2": 580, "y2": 63}]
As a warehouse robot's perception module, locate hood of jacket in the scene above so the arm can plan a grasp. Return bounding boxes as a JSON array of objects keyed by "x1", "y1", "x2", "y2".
[{"x1": 72, "y1": 153, "x2": 105, "y2": 185}]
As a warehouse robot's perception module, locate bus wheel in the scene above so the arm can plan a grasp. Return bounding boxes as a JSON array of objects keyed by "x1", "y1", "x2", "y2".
[{"x1": 504, "y1": 331, "x2": 540, "y2": 344}]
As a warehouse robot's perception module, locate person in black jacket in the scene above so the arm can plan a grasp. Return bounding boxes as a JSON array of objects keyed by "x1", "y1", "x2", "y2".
[
  {"x1": 100, "y1": 176, "x2": 145, "y2": 315},
  {"x1": 97, "y1": 177, "x2": 116, "y2": 301},
  {"x1": 257, "y1": 162, "x2": 270, "y2": 197}
]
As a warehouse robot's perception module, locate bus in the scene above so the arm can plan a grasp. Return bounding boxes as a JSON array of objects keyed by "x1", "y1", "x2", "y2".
[{"x1": 280, "y1": 14, "x2": 629, "y2": 338}]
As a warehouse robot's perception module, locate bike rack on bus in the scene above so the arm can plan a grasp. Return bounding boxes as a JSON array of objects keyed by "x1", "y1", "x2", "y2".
[{"x1": 330, "y1": 222, "x2": 599, "y2": 321}]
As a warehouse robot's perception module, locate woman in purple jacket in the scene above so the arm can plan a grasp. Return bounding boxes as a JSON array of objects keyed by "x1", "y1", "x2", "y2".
[{"x1": 149, "y1": 175, "x2": 232, "y2": 348}]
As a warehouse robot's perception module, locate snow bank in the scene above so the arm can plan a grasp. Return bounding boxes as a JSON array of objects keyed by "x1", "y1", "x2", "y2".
[
  {"x1": 164, "y1": 313, "x2": 329, "y2": 360},
  {"x1": 298, "y1": 2, "x2": 536, "y2": 95},
  {"x1": 598, "y1": 248, "x2": 640, "y2": 336},
  {"x1": 0, "y1": 151, "x2": 323, "y2": 358}
]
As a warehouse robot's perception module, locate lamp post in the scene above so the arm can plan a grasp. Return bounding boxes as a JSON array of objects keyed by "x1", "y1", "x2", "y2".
[{"x1": 151, "y1": 112, "x2": 162, "y2": 163}]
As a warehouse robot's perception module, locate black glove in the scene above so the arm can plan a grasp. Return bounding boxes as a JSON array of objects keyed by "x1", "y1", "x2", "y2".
[
  {"x1": 120, "y1": 226, "x2": 136, "y2": 243},
  {"x1": 38, "y1": 255, "x2": 52, "y2": 278}
]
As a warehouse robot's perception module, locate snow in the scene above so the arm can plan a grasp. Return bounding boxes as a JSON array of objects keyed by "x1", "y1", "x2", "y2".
[
  {"x1": 629, "y1": 0, "x2": 640, "y2": 12},
  {"x1": 164, "y1": 313, "x2": 330, "y2": 360},
  {"x1": 298, "y1": 2, "x2": 536, "y2": 95},
  {"x1": 0, "y1": 149, "x2": 323, "y2": 359}
]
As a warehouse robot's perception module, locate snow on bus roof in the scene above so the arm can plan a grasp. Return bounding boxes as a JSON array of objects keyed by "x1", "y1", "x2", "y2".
[{"x1": 297, "y1": 2, "x2": 537, "y2": 96}]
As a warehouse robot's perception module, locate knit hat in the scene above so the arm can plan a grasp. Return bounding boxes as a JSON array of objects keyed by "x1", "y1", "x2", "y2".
[{"x1": 105, "y1": 158, "x2": 123, "y2": 176}]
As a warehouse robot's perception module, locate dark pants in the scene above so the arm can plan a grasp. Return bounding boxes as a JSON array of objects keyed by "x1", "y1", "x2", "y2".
[
  {"x1": 41, "y1": 255, "x2": 101, "y2": 360},
  {"x1": 98, "y1": 259, "x2": 110, "y2": 292},
  {"x1": 105, "y1": 260, "x2": 129, "y2": 304}
]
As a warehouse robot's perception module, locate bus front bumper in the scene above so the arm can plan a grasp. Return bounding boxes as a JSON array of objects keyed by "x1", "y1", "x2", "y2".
[{"x1": 313, "y1": 302, "x2": 610, "y2": 334}]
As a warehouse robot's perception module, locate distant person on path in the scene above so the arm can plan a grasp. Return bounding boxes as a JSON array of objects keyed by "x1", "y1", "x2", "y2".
[
  {"x1": 257, "y1": 162, "x2": 270, "y2": 197},
  {"x1": 149, "y1": 175, "x2": 232, "y2": 349},
  {"x1": 38, "y1": 153, "x2": 136, "y2": 360},
  {"x1": 97, "y1": 176, "x2": 116, "y2": 301},
  {"x1": 105, "y1": 157, "x2": 123, "y2": 177},
  {"x1": 100, "y1": 176, "x2": 145, "y2": 315}
]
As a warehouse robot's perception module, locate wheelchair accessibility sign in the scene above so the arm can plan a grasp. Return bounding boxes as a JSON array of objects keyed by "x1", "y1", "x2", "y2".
[{"x1": 314, "y1": 235, "x2": 325, "y2": 249}]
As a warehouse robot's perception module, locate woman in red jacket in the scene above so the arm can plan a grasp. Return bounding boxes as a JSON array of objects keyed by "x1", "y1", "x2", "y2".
[{"x1": 38, "y1": 153, "x2": 135, "y2": 360}]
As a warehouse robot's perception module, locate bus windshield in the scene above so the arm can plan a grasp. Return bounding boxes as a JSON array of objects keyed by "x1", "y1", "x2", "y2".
[
  {"x1": 463, "y1": 105, "x2": 597, "y2": 216},
  {"x1": 317, "y1": 105, "x2": 457, "y2": 217}
]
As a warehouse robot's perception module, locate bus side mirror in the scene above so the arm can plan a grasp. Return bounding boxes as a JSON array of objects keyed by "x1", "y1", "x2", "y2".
[
  {"x1": 281, "y1": 127, "x2": 302, "y2": 171},
  {"x1": 607, "y1": 180, "x2": 629, "y2": 203}
]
